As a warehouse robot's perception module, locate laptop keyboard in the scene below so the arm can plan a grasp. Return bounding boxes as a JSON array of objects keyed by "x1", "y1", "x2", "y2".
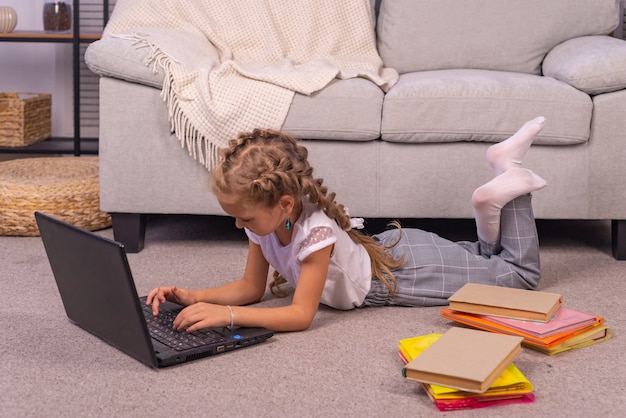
[{"x1": 142, "y1": 304, "x2": 228, "y2": 351}]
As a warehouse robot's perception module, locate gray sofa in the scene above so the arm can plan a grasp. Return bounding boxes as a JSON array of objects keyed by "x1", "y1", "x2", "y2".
[{"x1": 86, "y1": 0, "x2": 626, "y2": 259}]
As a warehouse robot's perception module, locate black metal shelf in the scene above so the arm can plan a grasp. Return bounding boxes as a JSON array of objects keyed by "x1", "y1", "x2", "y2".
[
  {"x1": 0, "y1": 31, "x2": 101, "y2": 43},
  {"x1": 0, "y1": 137, "x2": 98, "y2": 154},
  {"x1": 0, "y1": 1, "x2": 109, "y2": 156}
]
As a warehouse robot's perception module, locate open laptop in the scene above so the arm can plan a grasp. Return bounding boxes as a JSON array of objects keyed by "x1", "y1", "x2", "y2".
[{"x1": 35, "y1": 212, "x2": 273, "y2": 368}]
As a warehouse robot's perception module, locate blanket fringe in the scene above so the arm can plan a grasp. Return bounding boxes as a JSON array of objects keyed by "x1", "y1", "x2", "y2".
[{"x1": 118, "y1": 33, "x2": 220, "y2": 170}]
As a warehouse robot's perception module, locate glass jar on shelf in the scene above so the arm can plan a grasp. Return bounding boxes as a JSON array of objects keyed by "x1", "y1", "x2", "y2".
[{"x1": 43, "y1": 0, "x2": 72, "y2": 33}]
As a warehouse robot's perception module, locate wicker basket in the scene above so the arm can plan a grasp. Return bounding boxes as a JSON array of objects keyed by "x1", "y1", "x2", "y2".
[
  {"x1": 0, "y1": 93, "x2": 52, "y2": 147},
  {"x1": 0, "y1": 157, "x2": 112, "y2": 236}
]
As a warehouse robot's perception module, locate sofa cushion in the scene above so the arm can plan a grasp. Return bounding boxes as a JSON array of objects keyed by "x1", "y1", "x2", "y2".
[
  {"x1": 543, "y1": 36, "x2": 626, "y2": 96},
  {"x1": 377, "y1": 0, "x2": 619, "y2": 75},
  {"x1": 282, "y1": 78, "x2": 383, "y2": 141},
  {"x1": 381, "y1": 69, "x2": 592, "y2": 145}
]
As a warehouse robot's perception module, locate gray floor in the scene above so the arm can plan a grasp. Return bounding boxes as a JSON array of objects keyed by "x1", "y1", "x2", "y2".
[{"x1": 1, "y1": 215, "x2": 624, "y2": 417}]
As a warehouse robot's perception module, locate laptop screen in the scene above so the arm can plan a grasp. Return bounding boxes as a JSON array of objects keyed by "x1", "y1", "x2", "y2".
[{"x1": 35, "y1": 212, "x2": 159, "y2": 367}]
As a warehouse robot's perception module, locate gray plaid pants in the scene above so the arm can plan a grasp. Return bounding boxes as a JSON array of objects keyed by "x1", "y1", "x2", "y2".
[{"x1": 362, "y1": 194, "x2": 540, "y2": 307}]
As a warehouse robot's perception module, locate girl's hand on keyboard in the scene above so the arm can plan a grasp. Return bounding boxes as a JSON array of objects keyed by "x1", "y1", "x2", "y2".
[
  {"x1": 173, "y1": 302, "x2": 229, "y2": 332},
  {"x1": 146, "y1": 286, "x2": 196, "y2": 316}
]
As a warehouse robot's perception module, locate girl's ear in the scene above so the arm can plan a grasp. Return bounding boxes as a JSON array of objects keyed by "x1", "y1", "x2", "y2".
[{"x1": 278, "y1": 195, "x2": 295, "y2": 212}]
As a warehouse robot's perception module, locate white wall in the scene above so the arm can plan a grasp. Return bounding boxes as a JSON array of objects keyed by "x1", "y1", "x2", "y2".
[{"x1": 0, "y1": 0, "x2": 73, "y2": 137}]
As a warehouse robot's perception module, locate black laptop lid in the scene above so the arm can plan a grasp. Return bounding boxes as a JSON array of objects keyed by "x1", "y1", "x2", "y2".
[{"x1": 35, "y1": 212, "x2": 159, "y2": 368}]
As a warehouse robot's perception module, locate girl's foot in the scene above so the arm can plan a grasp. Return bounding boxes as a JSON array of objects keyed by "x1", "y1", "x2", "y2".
[{"x1": 486, "y1": 116, "x2": 545, "y2": 175}]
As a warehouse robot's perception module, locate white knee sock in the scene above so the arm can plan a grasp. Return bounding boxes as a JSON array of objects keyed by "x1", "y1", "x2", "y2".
[
  {"x1": 487, "y1": 116, "x2": 545, "y2": 176},
  {"x1": 473, "y1": 167, "x2": 547, "y2": 244}
]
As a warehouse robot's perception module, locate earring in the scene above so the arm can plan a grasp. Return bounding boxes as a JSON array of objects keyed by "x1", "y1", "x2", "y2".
[{"x1": 285, "y1": 218, "x2": 292, "y2": 230}]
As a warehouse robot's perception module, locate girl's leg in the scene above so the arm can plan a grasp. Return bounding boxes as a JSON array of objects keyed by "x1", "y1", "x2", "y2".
[
  {"x1": 487, "y1": 193, "x2": 542, "y2": 288},
  {"x1": 472, "y1": 167, "x2": 546, "y2": 244},
  {"x1": 364, "y1": 195, "x2": 541, "y2": 308},
  {"x1": 362, "y1": 118, "x2": 548, "y2": 308},
  {"x1": 474, "y1": 116, "x2": 546, "y2": 244}
]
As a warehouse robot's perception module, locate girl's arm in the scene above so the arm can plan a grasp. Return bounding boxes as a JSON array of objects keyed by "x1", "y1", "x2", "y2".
[
  {"x1": 147, "y1": 240, "x2": 269, "y2": 314},
  {"x1": 172, "y1": 243, "x2": 333, "y2": 332}
]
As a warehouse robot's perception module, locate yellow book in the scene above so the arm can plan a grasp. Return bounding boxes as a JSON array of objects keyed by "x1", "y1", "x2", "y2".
[
  {"x1": 399, "y1": 333, "x2": 533, "y2": 397},
  {"x1": 530, "y1": 325, "x2": 612, "y2": 355}
]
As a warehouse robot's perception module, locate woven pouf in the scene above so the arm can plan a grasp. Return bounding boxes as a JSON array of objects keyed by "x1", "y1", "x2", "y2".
[{"x1": 0, "y1": 156, "x2": 112, "y2": 236}]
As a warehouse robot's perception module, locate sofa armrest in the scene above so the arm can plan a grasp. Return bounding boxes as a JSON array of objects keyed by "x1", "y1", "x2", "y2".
[
  {"x1": 85, "y1": 30, "x2": 221, "y2": 89},
  {"x1": 543, "y1": 35, "x2": 626, "y2": 95},
  {"x1": 85, "y1": 37, "x2": 164, "y2": 88}
]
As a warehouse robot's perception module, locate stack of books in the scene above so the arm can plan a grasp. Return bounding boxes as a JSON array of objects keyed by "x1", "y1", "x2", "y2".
[
  {"x1": 399, "y1": 329, "x2": 535, "y2": 411},
  {"x1": 441, "y1": 283, "x2": 612, "y2": 355}
]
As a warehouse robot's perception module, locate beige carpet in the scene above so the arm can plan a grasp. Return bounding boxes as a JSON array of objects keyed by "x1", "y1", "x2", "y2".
[{"x1": 0, "y1": 215, "x2": 624, "y2": 417}]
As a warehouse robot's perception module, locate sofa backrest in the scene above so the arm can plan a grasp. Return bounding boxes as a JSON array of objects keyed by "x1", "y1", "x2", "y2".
[{"x1": 376, "y1": 0, "x2": 619, "y2": 75}]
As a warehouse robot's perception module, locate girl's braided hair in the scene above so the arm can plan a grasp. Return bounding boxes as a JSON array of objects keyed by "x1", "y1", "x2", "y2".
[{"x1": 210, "y1": 129, "x2": 404, "y2": 297}]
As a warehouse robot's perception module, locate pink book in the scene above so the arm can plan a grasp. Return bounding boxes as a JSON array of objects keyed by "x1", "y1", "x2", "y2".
[
  {"x1": 484, "y1": 306, "x2": 599, "y2": 338},
  {"x1": 431, "y1": 391, "x2": 535, "y2": 411}
]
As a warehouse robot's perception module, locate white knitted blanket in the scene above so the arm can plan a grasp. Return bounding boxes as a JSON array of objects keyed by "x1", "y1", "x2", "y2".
[{"x1": 103, "y1": 0, "x2": 398, "y2": 170}]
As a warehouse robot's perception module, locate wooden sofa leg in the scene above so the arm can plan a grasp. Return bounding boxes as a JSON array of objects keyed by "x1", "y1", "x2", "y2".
[
  {"x1": 612, "y1": 220, "x2": 626, "y2": 260},
  {"x1": 111, "y1": 213, "x2": 146, "y2": 253}
]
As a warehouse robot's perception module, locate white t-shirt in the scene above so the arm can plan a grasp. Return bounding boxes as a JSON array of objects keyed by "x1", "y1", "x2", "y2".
[{"x1": 245, "y1": 198, "x2": 372, "y2": 310}]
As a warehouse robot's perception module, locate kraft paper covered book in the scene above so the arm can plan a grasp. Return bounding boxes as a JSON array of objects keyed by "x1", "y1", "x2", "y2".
[
  {"x1": 448, "y1": 283, "x2": 562, "y2": 322},
  {"x1": 398, "y1": 334, "x2": 533, "y2": 394},
  {"x1": 402, "y1": 327, "x2": 524, "y2": 394},
  {"x1": 398, "y1": 333, "x2": 534, "y2": 411}
]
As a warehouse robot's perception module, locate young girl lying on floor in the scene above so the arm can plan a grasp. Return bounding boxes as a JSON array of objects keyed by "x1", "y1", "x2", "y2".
[{"x1": 147, "y1": 117, "x2": 547, "y2": 332}]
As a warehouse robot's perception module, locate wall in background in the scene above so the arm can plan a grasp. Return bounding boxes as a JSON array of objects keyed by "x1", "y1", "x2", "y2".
[
  {"x1": 0, "y1": 0, "x2": 112, "y2": 139},
  {"x1": 0, "y1": 0, "x2": 72, "y2": 137}
]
